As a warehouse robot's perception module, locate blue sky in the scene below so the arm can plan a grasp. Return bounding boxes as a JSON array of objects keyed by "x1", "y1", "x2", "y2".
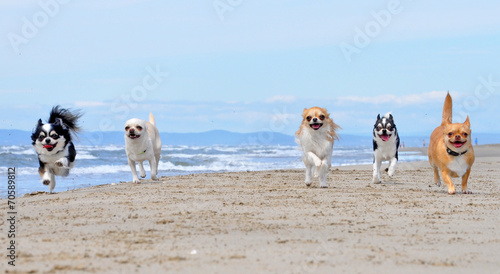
[{"x1": 1, "y1": 0, "x2": 499, "y2": 137}]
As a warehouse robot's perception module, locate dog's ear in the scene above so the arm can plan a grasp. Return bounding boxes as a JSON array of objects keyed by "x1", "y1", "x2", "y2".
[
  {"x1": 464, "y1": 115, "x2": 470, "y2": 127},
  {"x1": 37, "y1": 119, "x2": 43, "y2": 127},
  {"x1": 54, "y1": 118, "x2": 67, "y2": 130},
  {"x1": 302, "y1": 108, "x2": 309, "y2": 118},
  {"x1": 377, "y1": 114, "x2": 381, "y2": 120},
  {"x1": 321, "y1": 107, "x2": 330, "y2": 118}
]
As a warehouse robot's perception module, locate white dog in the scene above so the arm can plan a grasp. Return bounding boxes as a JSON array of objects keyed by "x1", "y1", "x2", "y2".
[
  {"x1": 124, "y1": 113, "x2": 161, "y2": 183},
  {"x1": 295, "y1": 107, "x2": 341, "y2": 188}
]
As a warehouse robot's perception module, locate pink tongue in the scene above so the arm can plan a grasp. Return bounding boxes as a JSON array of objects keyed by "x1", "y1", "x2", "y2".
[
  {"x1": 312, "y1": 124, "x2": 320, "y2": 129},
  {"x1": 43, "y1": 145, "x2": 53, "y2": 149},
  {"x1": 453, "y1": 142, "x2": 463, "y2": 148},
  {"x1": 381, "y1": 135, "x2": 390, "y2": 142}
]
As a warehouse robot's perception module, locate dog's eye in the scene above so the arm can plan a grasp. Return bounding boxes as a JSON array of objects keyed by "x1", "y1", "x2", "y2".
[
  {"x1": 306, "y1": 116, "x2": 312, "y2": 122},
  {"x1": 463, "y1": 133, "x2": 468, "y2": 137},
  {"x1": 50, "y1": 134, "x2": 59, "y2": 139},
  {"x1": 319, "y1": 115, "x2": 325, "y2": 121},
  {"x1": 448, "y1": 132, "x2": 453, "y2": 137},
  {"x1": 125, "y1": 126, "x2": 130, "y2": 131},
  {"x1": 38, "y1": 135, "x2": 45, "y2": 141},
  {"x1": 136, "y1": 126, "x2": 143, "y2": 131}
]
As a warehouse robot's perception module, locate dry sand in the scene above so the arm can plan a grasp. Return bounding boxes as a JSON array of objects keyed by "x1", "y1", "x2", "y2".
[{"x1": 1, "y1": 145, "x2": 499, "y2": 273}]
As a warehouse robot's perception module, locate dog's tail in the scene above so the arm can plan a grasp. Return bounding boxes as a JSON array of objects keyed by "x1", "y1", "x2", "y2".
[
  {"x1": 48, "y1": 105, "x2": 83, "y2": 134},
  {"x1": 149, "y1": 112, "x2": 156, "y2": 126},
  {"x1": 442, "y1": 92, "x2": 452, "y2": 125}
]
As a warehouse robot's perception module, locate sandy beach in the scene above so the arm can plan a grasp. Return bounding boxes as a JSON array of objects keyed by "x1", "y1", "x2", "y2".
[{"x1": 2, "y1": 145, "x2": 499, "y2": 273}]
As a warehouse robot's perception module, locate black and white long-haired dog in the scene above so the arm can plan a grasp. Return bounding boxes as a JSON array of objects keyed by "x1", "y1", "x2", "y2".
[
  {"x1": 372, "y1": 112, "x2": 400, "y2": 184},
  {"x1": 31, "y1": 106, "x2": 82, "y2": 193}
]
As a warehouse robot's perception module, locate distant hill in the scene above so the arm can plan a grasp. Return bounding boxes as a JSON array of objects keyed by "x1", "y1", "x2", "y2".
[
  {"x1": 2, "y1": 129, "x2": 499, "y2": 147},
  {"x1": 1, "y1": 130, "x2": 296, "y2": 147}
]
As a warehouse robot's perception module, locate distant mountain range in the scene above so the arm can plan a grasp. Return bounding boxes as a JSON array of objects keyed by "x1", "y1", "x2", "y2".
[{"x1": 2, "y1": 129, "x2": 499, "y2": 148}]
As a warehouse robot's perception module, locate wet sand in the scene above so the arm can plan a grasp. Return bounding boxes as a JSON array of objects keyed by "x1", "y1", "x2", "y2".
[{"x1": 1, "y1": 145, "x2": 499, "y2": 273}]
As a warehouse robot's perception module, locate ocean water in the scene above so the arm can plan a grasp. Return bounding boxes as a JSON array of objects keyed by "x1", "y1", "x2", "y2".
[{"x1": 0, "y1": 144, "x2": 427, "y2": 197}]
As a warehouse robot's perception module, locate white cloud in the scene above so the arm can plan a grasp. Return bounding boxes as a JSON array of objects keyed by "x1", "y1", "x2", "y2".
[
  {"x1": 265, "y1": 95, "x2": 297, "y2": 104},
  {"x1": 74, "y1": 101, "x2": 108, "y2": 107},
  {"x1": 337, "y1": 91, "x2": 458, "y2": 106}
]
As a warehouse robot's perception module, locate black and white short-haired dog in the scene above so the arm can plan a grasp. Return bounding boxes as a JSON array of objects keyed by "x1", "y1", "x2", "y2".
[
  {"x1": 31, "y1": 106, "x2": 82, "y2": 193},
  {"x1": 372, "y1": 112, "x2": 400, "y2": 184}
]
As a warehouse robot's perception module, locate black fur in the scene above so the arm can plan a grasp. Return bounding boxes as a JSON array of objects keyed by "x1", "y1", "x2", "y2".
[
  {"x1": 48, "y1": 105, "x2": 82, "y2": 133},
  {"x1": 373, "y1": 113, "x2": 399, "y2": 154},
  {"x1": 31, "y1": 106, "x2": 82, "y2": 191},
  {"x1": 31, "y1": 106, "x2": 82, "y2": 145}
]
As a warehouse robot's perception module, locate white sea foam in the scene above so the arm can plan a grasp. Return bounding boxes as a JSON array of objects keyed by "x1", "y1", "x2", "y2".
[{"x1": 1, "y1": 143, "x2": 428, "y2": 198}]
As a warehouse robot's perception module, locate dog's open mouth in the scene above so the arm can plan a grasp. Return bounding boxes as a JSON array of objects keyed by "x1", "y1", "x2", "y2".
[
  {"x1": 450, "y1": 140, "x2": 466, "y2": 148},
  {"x1": 129, "y1": 134, "x2": 141, "y2": 139},
  {"x1": 310, "y1": 123, "x2": 323, "y2": 130},
  {"x1": 43, "y1": 143, "x2": 57, "y2": 152},
  {"x1": 379, "y1": 134, "x2": 390, "y2": 142}
]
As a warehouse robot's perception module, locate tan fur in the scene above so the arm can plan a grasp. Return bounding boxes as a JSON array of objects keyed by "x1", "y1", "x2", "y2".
[
  {"x1": 428, "y1": 93, "x2": 475, "y2": 194},
  {"x1": 296, "y1": 107, "x2": 340, "y2": 141},
  {"x1": 149, "y1": 112, "x2": 156, "y2": 126}
]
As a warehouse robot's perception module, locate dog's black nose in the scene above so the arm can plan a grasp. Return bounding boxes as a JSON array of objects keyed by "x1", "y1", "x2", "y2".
[
  {"x1": 382, "y1": 129, "x2": 387, "y2": 134},
  {"x1": 130, "y1": 128, "x2": 135, "y2": 133},
  {"x1": 313, "y1": 118, "x2": 318, "y2": 122},
  {"x1": 45, "y1": 138, "x2": 51, "y2": 144}
]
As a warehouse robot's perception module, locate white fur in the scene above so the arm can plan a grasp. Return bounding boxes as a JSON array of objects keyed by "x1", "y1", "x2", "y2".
[
  {"x1": 124, "y1": 117, "x2": 161, "y2": 183},
  {"x1": 447, "y1": 155, "x2": 469, "y2": 177},
  {"x1": 372, "y1": 136, "x2": 398, "y2": 183},
  {"x1": 296, "y1": 125, "x2": 334, "y2": 188},
  {"x1": 34, "y1": 134, "x2": 72, "y2": 193}
]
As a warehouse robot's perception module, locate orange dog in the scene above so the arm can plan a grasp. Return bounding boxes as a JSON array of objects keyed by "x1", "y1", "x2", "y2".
[{"x1": 428, "y1": 93, "x2": 475, "y2": 194}]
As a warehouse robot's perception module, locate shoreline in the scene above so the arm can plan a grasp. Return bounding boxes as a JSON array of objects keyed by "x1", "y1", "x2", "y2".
[
  {"x1": 1, "y1": 146, "x2": 499, "y2": 272},
  {"x1": 400, "y1": 143, "x2": 500, "y2": 155}
]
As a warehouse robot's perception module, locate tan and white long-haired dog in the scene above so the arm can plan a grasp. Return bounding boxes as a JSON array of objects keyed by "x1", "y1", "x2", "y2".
[{"x1": 295, "y1": 107, "x2": 341, "y2": 188}]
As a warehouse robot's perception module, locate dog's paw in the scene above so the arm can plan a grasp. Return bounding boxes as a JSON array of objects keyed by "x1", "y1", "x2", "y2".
[
  {"x1": 151, "y1": 175, "x2": 159, "y2": 181},
  {"x1": 313, "y1": 171, "x2": 319, "y2": 178},
  {"x1": 373, "y1": 180, "x2": 382, "y2": 184},
  {"x1": 55, "y1": 158, "x2": 68, "y2": 168},
  {"x1": 462, "y1": 190, "x2": 473, "y2": 194},
  {"x1": 132, "y1": 178, "x2": 141, "y2": 184},
  {"x1": 447, "y1": 189, "x2": 456, "y2": 195},
  {"x1": 313, "y1": 158, "x2": 322, "y2": 167},
  {"x1": 43, "y1": 179, "x2": 51, "y2": 186},
  {"x1": 305, "y1": 181, "x2": 312, "y2": 187},
  {"x1": 320, "y1": 184, "x2": 328, "y2": 188},
  {"x1": 140, "y1": 173, "x2": 146, "y2": 178}
]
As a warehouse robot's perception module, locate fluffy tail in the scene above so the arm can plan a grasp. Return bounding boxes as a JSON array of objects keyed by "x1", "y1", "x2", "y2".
[
  {"x1": 442, "y1": 92, "x2": 452, "y2": 125},
  {"x1": 149, "y1": 112, "x2": 156, "y2": 126},
  {"x1": 48, "y1": 105, "x2": 83, "y2": 134}
]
